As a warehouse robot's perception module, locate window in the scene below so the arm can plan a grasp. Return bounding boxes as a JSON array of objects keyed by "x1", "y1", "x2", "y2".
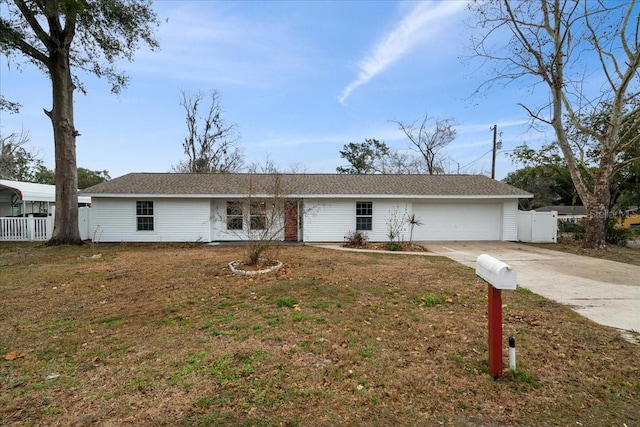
[
  {"x1": 250, "y1": 202, "x2": 267, "y2": 230},
  {"x1": 356, "y1": 201, "x2": 373, "y2": 231},
  {"x1": 227, "y1": 201, "x2": 243, "y2": 230},
  {"x1": 136, "y1": 201, "x2": 154, "y2": 231}
]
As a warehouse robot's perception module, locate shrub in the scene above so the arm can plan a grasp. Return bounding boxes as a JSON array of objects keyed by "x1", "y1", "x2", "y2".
[
  {"x1": 385, "y1": 241, "x2": 402, "y2": 251},
  {"x1": 344, "y1": 230, "x2": 368, "y2": 247},
  {"x1": 559, "y1": 221, "x2": 585, "y2": 240},
  {"x1": 607, "y1": 219, "x2": 632, "y2": 246}
]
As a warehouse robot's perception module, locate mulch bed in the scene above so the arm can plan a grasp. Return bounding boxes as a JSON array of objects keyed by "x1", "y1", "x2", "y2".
[{"x1": 344, "y1": 242, "x2": 430, "y2": 252}]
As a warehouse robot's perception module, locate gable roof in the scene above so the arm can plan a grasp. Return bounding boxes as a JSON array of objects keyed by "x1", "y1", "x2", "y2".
[{"x1": 82, "y1": 173, "x2": 532, "y2": 199}]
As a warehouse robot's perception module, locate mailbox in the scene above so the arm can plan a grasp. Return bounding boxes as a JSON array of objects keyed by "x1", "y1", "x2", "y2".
[
  {"x1": 476, "y1": 254, "x2": 517, "y2": 290},
  {"x1": 476, "y1": 254, "x2": 517, "y2": 378}
]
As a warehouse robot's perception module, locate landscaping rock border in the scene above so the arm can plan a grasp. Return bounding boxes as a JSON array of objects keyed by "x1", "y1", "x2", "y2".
[{"x1": 228, "y1": 259, "x2": 283, "y2": 275}]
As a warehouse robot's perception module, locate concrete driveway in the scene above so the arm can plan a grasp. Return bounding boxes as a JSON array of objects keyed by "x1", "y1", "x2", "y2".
[{"x1": 424, "y1": 241, "x2": 640, "y2": 332}]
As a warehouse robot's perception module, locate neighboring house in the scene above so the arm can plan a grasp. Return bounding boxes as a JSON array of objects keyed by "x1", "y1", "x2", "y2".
[
  {"x1": 1, "y1": 179, "x2": 93, "y2": 241},
  {"x1": 81, "y1": 173, "x2": 532, "y2": 243},
  {"x1": 620, "y1": 207, "x2": 640, "y2": 229},
  {"x1": 0, "y1": 179, "x2": 91, "y2": 217},
  {"x1": 535, "y1": 205, "x2": 586, "y2": 224}
]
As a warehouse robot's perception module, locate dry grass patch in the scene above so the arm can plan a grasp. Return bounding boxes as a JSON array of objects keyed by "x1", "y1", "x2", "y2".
[{"x1": 0, "y1": 242, "x2": 638, "y2": 426}]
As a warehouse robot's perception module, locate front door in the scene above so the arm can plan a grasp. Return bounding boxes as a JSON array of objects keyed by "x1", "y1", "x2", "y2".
[{"x1": 284, "y1": 201, "x2": 299, "y2": 241}]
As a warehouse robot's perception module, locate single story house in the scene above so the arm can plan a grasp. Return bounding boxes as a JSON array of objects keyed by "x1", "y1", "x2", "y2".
[
  {"x1": 0, "y1": 179, "x2": 91, "y2": 217},
  {"x1": 81, "y1": 173, "x2": 532, "y2": 243},
  {"x1": 535, "y1": 205, "x2": 586, "y2": 223}
]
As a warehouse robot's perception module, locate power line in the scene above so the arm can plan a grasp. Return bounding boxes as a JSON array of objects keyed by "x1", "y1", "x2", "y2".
[{"x1": 459, "y1": 148, "x2": 494, "y2": 173}]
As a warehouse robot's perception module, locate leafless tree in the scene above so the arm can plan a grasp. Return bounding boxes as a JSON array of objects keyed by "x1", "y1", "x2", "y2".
[
  {"x1": 391, "y1": 114, "x2": 457, "y2": 175},
  {"x1": 246, "y1": 154, "x2": 307, "y2": 174},
  {"x1": 174, "y1": 90, "x2": 244, "y2": 173},
  {"x1": 468, "y1": 0, "x2": 640, "y2": 249},
  {"x1": 0, "y1": 127, "x2": 34, "y2": 180},
  {"x1": 215, "y1": 171, "x2": 316, "y2": 268},
  {"x1": 380, "y1": 150, "x2": 429, "y2": 174}
]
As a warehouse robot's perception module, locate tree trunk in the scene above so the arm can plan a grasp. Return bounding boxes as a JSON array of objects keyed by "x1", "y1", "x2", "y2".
[
  {"x1": 581, "y1": 172, "x2": 612, "y2": 250},
  {"x1": 46, "y1": 51, "x2": 82, "y2": 245}
]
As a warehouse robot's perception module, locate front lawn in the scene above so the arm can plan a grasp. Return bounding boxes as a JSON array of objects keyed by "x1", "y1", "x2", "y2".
[{"x1": 1, "y1": 243, "x2": 638, "y2": 426}]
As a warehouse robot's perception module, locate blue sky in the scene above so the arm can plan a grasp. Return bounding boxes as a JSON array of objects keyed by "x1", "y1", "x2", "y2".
[{"x1": 0, "y1": 0, "x2": 553, "y2": 180}]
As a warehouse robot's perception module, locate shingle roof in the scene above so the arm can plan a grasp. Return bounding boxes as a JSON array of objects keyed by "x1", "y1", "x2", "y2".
[
  {"x1": 535, "y1": 205, "x2": 587, "y2": 215},
  {"x1": 81, "y1": 173, "x2": 532, "y2": 198}
]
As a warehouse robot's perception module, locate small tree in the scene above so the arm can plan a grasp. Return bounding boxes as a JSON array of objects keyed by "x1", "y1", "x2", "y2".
[
  {"x1": 242, "y1": 173, "x2": 287, "y2": 266},
  {"x1": 405, "y1": 213, "x2": 423, "y2": 244},
  {"x1": 385, "y1": 205, "x2": 406, "y2": 243},
  {"x1": 217, "y1": 172, "x2": 311, "y2": 268}
]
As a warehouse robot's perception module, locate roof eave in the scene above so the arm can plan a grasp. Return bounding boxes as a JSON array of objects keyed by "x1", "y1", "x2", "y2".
[{"x1": 84, "y1": 193, "x2": 532, "y2": 199}]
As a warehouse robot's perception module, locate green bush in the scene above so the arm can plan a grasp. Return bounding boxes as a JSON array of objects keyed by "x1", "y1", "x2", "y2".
[
  {"x1": 559, "y1": 221, "x2": 585, "y2": 240},
  {"x1": 385, "y1": 241, "x2": 402, "y2": 251},
  {"x1": 607, "y1": 218, "x2": 632, "y2": 246},
  {"x1": 560, "y1": 218, "x2": 633, "y2": 246}
]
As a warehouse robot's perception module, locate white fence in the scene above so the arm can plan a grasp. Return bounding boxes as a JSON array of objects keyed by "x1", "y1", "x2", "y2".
[
  {"x1": 0, "y1": 216, "x2": 51, "y2": 241},
  {"x1": 517, "y1": 210, "x2": 557, "y2": 243},
  {"x1": 0, "y1": 207, "x2": 92, "y2": 242}
]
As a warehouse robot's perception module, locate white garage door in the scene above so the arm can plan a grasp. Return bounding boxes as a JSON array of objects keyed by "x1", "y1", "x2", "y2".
[{"x1": 412, "y1": 202, "x2": 502, "y2": 241}]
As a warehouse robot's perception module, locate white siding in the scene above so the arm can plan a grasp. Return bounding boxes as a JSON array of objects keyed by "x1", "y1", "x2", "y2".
[
  {"x1": 501, "y1": 200, "x2": 518, "y2": 241},
  {"x1": 303, "y1": 199, "x2": 352, "y2": 242},
  {"x1": 412, "y1": 201, "x2": 502, "y2": 241},
  {"x1": 303, "y1": 199, "x2": 411, "y2": 242},
  {"x1": 91, "y1": 198, "x2": 211, "y2": 242},
  {"x1": 91, "y1": 196, "x2": 521, "y2": 243}
]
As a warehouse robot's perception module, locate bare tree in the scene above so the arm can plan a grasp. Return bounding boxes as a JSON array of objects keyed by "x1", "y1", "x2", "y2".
[
  {"x1": 246, "y1": 154, "x2": 308, "y2": 174},
  {"x1": 391, "y1": 114, "x2": 457, "y2": 175},
  {"x1": 245, "y1": 154, "x2": 280, "y2": 174},
  {"x1": 380, "y1": 150, "x2": 429, "y2": 174},
  {"x1": 217, "y1": 173, "x2": 291, "y2": 267},
  {"x1": 0, "y1": 128, "x2": 31, "y2": 179},
  {"x1": 468, "y1": 0, "x2": 640, "y2": 249},
  {"x1": 174, "y1": 90, "x2": 244, "y2": 173}
]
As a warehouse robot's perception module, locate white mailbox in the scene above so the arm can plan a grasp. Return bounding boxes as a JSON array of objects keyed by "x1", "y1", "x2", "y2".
[{"x1": 476, "y1": 254, "x2": 517, "y2": 290}]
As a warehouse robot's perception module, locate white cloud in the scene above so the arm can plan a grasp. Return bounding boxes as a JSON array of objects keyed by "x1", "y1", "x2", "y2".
[{"x1": 338, "y1": 1, "x2": 468, "y2": 104}]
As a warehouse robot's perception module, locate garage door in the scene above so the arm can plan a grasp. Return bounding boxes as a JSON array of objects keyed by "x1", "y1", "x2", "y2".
[{"x1": 412, "y1": 202, "x2": 502, "y2": 241}]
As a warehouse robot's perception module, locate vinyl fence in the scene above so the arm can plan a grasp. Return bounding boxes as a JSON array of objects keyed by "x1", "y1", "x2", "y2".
[{"x1": 517, "y1": 210, "x2": 557, "y2": 243}]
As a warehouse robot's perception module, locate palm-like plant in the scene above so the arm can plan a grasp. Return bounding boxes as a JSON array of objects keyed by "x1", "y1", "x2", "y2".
[{"x1": 406, "y1": 214, "x2": 424, "y2": 244}]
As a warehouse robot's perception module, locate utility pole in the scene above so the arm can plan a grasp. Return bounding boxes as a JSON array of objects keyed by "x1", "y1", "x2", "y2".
[{"x1": 490, "y1": 125, "x2": 501, "y2": 179}]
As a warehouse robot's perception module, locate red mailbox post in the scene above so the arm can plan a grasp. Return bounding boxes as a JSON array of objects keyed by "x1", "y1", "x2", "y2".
[
  {"x1": 487, "y1": 284, "x2": 503, "y2": 377},
  {"x1": 476, "y1": 254, "x2": 517, "y2": 379}
]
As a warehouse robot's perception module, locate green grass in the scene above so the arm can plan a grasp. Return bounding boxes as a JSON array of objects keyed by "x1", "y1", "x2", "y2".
[{"x1": 276, "y1": 296, "x2": 298, "y2": 308}]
